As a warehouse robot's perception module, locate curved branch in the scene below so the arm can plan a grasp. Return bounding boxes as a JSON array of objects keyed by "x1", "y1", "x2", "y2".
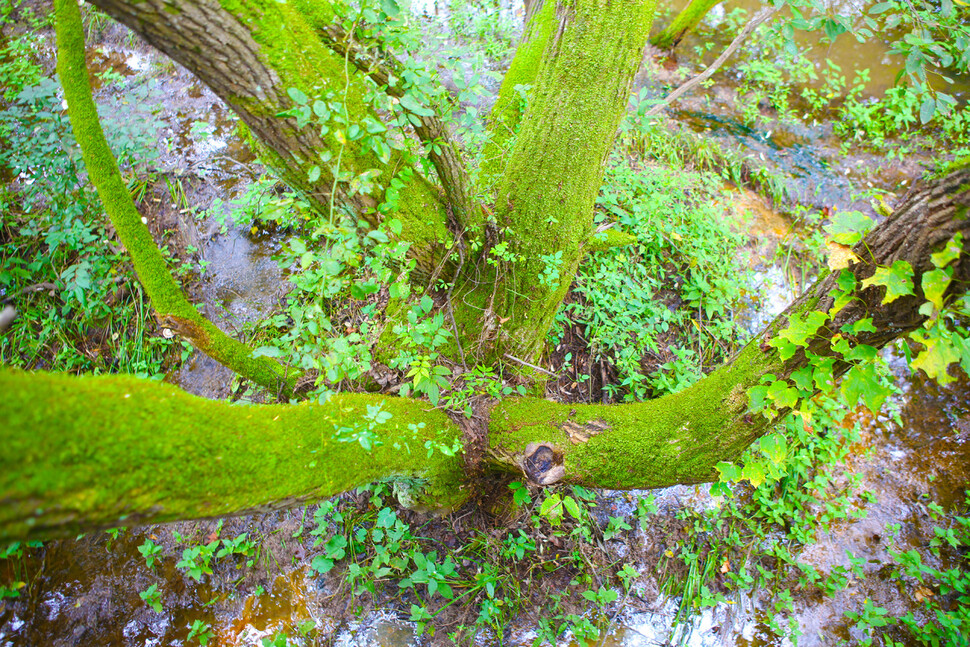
[
  {"x1": 86, "y1": 0, "x2": 453, "y2": 273},
  {"x1": 55, "y1": 0, "x2": 299, "y2": 396},
  {"x1": 487, "y1": 169, "x2": 970, "y2": 487}
]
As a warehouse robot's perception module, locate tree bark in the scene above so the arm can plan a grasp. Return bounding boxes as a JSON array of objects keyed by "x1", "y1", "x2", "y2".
[
  {"x1": 86, "y1": 0, "x2": 454, "y2": 273},
  {"x1": 0, "y1": 368, "x2": 465, "y2": 542},
  {"x1": 4, "y1": 170, "x2": 967, "y2": 541},
  {"x1": 453, "y1": 0, "x2": 658, "y2": 363},
  {"x1": 486, "y1": 168, "x2": 970, "y2": 486}
]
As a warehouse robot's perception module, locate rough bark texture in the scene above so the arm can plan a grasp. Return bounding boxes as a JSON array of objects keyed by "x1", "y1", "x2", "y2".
[
  {"x1": 650, "y1": 0, "x2": 722, "y2": 50},
  {"x1": 87, "y1": 0, "x2": 453, "y2": 272}
]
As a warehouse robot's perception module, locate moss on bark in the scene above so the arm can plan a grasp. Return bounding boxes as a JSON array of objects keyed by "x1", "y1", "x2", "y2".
[
  {"x1": 455, "y1": 0, "x2": 658, "y2": 363},
  {"x1": 0, "y1": 368, "x2": 465, "y2": 541},
  {"x1": 651, "y1": 0, "x2": 722, "y2": 50},
  {"x1": 55, "y1": 0, "x2": 298, "y2": 396}
]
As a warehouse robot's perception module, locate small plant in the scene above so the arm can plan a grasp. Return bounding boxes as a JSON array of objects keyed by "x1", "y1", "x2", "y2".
[
  {"x1": 138, "y1": 539, "x2": 162, "y2": 569},
  {"x1": 176, "y1": 541, "x2": 220, "y2": 582},
  {"x1": 186, "y1": 619, "x2": 215, "y2": 645},
  {"x1": 139, "y1": 583, "x2": 163, "y2": 612}
]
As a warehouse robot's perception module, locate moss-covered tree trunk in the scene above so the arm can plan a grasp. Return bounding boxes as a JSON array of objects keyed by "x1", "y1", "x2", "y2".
[
  {"x1": 3, "y1": 169, "x2": 967, "y2": 541},
  {"x1": 650, "y1": 0, "x2": 721, "y2": 50},
  {"x1": 452, "y1": 0, "x2": 657, "y2": 363}
]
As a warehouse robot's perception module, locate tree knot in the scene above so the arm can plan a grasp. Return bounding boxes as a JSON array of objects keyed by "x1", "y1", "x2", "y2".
[{"x1": 521, "y1": 442, "x2": 565, "y2": 485}]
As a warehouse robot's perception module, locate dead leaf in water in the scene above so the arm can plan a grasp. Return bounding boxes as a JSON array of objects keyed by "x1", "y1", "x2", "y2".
[{"x1": 915, "y1": 585, "x2": 934, "y2": 602}]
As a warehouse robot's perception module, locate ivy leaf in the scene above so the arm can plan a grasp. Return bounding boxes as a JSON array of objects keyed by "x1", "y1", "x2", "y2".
[
  {"x1": 841, "y1": 363, "x2": 889, "y2": 413},
  {"x1": 829, "y1": 270, "x2": 857, "y2": 316},
  {"x1": 766, "y1": 380, "x2": 799, "y2": 410},
  {"x1": 842, "y1": 318, "x2": 877, "y2": 335},
  {"x1": 861, "y1": 260, "x2": 914, "y2": 304},
  {"x1": 772, "y1": 310, "x2": 829, "y2": 352},
  {"x1": 931, "y1": 232, "x2": 963, "y2": 268},
  {"x1": 716, "y1": 461, "x2": 741, "y2": 482},
  {"x1": 760, "y1": 433, "x2": 788, "y2": 467},
  {"x1": 741, "y1": 461, "x2": 767, "y2": 488},
  {"x1": 911, "y1": 329, "x2": 960, "y2": 385},
  {"x1": 921, "y1": 268, "x2": 952, "y2": 314},
  {"x1": 823, "y1": 210, "x2": 873, "y2": 246},
  {"x1": 790, "y1": 366, "x2": 814, "y2": 393}
]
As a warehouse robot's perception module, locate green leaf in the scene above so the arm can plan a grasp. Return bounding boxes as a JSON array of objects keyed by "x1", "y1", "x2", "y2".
[
  {"x1": 562, "y1": 496, "x2": 582, "y2": 521},
  {"x1": 919, "y1": 96, "x2": 936, "y2": 124},
  {"x1": 287, "y1": 87, "x2": 308, "y2": 105},
  {"x1": 766, "y1": 380, "x2": 799, "y2": 410},
  {"x1": 768, "y1": 310, "x2": 829, "y2": 359},
  {"x1": 741, "y1": 460, "x2": 767, "y2": 488},
  {"x1": 252, "y1": 346, "x2": 281, "y2": 358},
  {"x1": 307, "y1": 165, "x2": 321, "y2": 183},
  {"x1": 911, "y1": 329, "x2": 960, "y2": 385},
  {"x1": 841, "y1": 363, "x2": 889, "y2": 413},
  {"x1": 380, "y1": 0, "x2": 401, "y2": 17},
  {"x1": 715, "y1": 461, "x2": 741, "y2": 482},
  {"x1": 861, "y1": 260, "x2": 914, "y2": 304},
  {"x1": 824, "y1": 211, "x2": 873, "y2": 245},
  {"x1": 760, "y1": 433, "x2": 788, "y2": 466},
  {"x1": 931, "y1": 232, "x2": 963, "y2": 268},
  {"x1": 921, "y1": 268, "x2": 952, "y2": 313},
  {"x1": 842, "y1": 318, "x2": 876, "y2": 335},
  {"x1": 399, "y1": 93, "x2": 435, "y2": 117},
  {"x1": 790, "y1": 366, "x2": 814, "y2": 393}
]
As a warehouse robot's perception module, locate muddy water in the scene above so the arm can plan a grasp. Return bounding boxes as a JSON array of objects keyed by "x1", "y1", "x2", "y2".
[{"x1": 651, "y1": 0, "x2": 968, "y2": 211}]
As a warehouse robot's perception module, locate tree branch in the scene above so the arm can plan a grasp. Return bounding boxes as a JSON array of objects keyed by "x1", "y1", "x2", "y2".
[
  {"x1": 487, "y1": 168, "x2": 970, "y2": 488},
  {"x1": 315, "y1": 23, "x2": 480, "y2": 233},
  {"x1": 645, "y1": 6, "x2": 779, "y2": 117},
  {"x1": 0, "y1": 368, "x2": 465, "y2": 541},
  {"x1": 55, "y1": 0, "x2": 299, "y2": 396}
]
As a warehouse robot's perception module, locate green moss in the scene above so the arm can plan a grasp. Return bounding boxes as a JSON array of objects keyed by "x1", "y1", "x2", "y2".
[
  {"x1": 217, "y1": 0, "x2": 452, "y2": 258},
  {"x1": 650, "y1": 0, "x2": 721, "y2": 50},
  {"x1": 478, "y1": 0, "x2": 560, "y2": 197},
  {"x1": 488, "y1": 340, "x2": 777, "y2": 489},
  {"x1": 464, "y1": 0, "x2": 659, "y2": 363},
  {"x1": 54, "y1": 0, "x2": 298, "y2": 394},
  {"x1": 584, "y1": 229, "x2": 638, "y2": 253},
  {"x1": 0, "y1": 368, "x2": 466, "y2": 541}
]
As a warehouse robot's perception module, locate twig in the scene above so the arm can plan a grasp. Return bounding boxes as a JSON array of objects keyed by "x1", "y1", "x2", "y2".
[
  {"x1": 645, "y1": 6, "x2": 780, "y2": 117},
  {"x1": 503, "y1": 353, "x2": 557, "y2": 377}
]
